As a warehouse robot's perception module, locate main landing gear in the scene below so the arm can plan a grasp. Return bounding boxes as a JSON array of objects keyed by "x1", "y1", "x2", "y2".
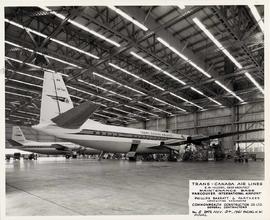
[{"x1": 168, "y1": 149, "x2": 178, "y2": 162}]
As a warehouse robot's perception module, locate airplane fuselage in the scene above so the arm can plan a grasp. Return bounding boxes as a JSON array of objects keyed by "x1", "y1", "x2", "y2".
[
  {"x1": 11, "y1": 141, "x2": 81, "y2": 155},
  {"x1": 33, "y1": 120, "x2": 188, "y2": 154}
]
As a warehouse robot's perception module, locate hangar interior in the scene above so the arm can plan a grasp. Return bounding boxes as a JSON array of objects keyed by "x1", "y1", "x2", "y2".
[
  {"x1": 4, "y1": 5, "x2": 264, "y2": 216},
  {"x1": 5, "y1": 5, "x2": 264, "y2": 154}
]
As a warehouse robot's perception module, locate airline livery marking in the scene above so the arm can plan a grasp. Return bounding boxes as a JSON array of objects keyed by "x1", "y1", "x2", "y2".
[{"x1": 72, "y1": 129, "x2": 185, "y2": 141}]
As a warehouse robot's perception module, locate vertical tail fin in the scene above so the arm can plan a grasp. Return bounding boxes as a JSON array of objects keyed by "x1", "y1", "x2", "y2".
[
  {"x1": 40, "y1": 71, "x2": 73, "y2": 124},
  {"x1": 11, "y1": 126, "x2": 26, "y2": 143}
]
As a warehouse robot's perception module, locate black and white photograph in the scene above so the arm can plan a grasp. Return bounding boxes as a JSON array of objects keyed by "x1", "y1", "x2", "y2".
[{"x1": 1, "y1": 1, "x2": 268, "y2": 219}]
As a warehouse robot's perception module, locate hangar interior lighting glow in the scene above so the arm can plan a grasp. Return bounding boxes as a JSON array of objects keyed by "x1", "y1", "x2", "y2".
[
  {"x1": 130, "y1": 51, "x2": 186, "y2": 85},
  {"x1": 5, "y1": 41, "x2": 82, "y2": 69},
  {"x1": 5, "y1": 56, "x2": 69, "y2": 77},
  {"x1": 93, "y1": 72, "x2": 187, "y2": 112},
  {"x1": 214, "y1": 80, "x2": 244, "y2": 102},
  {"x1": 5, "y1": 85, "x2": 40, "y2": 94},
  {"x1": 153, "y1": 97, "x2": 187, "y2": 112},
  {"x1": 67, "y1": 85, "x2": 119, "y2": 104},
  {"x1": 92, "y1": 72, "x2": 146, "y2": 95},
  {"x1": 6, "y1": 78, "x2": 42, "y2": 88},
  {"x1": 157, "y1": 37, "x2": 211, "y2": 78},
  {"x1": 137, "y1": 101, "x2": 171, "y2": 115},
  {"x1": 124, "y1": 105, "x2": 159, "y2": 117},
  {"x1": 193, "y1": 17, "x2": 264, "y2": 96},
  {"x1": 6, "y1": 69, "x2": 43, "y2": 80},
  {"x1": 5, "y1": 91, "x2": 32, "y2": 99},
  {"x1": 18, "y1": 110, "x2": 39, "y2": 116},
  {"x1": 191, "y1": 87, "x2": 222, "y2": 106},
  {"x1": 244, "y1": 72, "x2": 264, "y2": 95},
  {"x1": 93, "y1": 113, "x2": 111, "y2": 119},
  {"x1": 40, "y1": 6, "x2": 121, "y2": 47},
  {"x1": 248, "y1": 5, "x2": 264, "y2": 33},
  {"x1": 78, "y1": 79, "x2": 132, "y2": 100},
  {"x1": 109, "y1": 63, "x2": 165, "y2": 91},
  {"x1": 5, "y1": 19, "x2": 99, "y2": 59},
  {"x1": 9, "y1": 114, "x2": 34, "y2": 120},
  {"x1": 112, "y1": 107, "x2": 148, "y2": 119},
  {"x1": 193, "y1": 17, "x2": 242, "y2": 69},
  {"x1": 169, "y1": 92, "x2": 204, "y2": 109},
  {"x1": 190, "y1": 86, "x2": 203, "y2": 95},
  {"x1": 102, "y1": 110, "x2": 136, "y2": 121},
  {"x1": 94, "y1": 112, "x2": 128, "y2": 123},
  {"x1": 108, "y1": 6, "x2": 148, "y2": 31}
]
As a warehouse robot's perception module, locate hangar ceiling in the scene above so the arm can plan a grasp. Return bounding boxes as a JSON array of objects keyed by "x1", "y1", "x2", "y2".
[{"x1": 5, "y1": 5, "x2": 264, "y2": 126}]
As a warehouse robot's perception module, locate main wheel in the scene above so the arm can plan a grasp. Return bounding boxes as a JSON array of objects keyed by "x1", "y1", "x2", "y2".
[{"x1": 128, "y1": 156, "x2": 137, "y2": 161}]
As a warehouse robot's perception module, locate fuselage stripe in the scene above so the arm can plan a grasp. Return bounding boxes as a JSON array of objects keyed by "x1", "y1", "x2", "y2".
[{"x1": 70, "y1": 129, "x2": 184, "y2": 141}]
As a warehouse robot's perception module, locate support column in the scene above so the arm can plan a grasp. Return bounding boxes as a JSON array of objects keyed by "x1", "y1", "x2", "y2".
[
  {"x1": 194, "y1": 112, "x2": 199, "y2": 135},
  {"x1": 230, "y1": 105, "x2": 239, "y2": 152},
  {"x1": 142, "y1": 120, "x2": 147, "y2": 130},
  {"x1": 165, "y1": 117, "x2": 169, "y2": 132}
]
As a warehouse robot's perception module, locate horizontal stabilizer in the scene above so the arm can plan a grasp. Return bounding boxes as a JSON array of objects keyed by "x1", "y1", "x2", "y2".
[
  {"x1": 7, "y1": 139, "x2": 23, "y2": 147},
  {"x1": 51, "y1": 101, "x2": 99, "y2": 129},
  {"x1": 51, "y1": 144, "x2": 70, "y2": 151}
]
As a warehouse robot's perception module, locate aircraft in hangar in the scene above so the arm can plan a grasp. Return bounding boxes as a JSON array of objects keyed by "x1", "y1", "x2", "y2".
[
  {"x1": 8, "y1": 126, "x2": 100, "y2": 158},
  {"x1": 32, "y1": 71, "x2": 263, "y2": 161}
]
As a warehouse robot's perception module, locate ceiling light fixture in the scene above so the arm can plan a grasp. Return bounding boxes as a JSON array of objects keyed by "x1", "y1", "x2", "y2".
[
  {"x1": 169, "y1": 92, "x2": 204, "y2": 109},
  {"x1": 137, "y1": 101, "x2": 171, "y2": 115},
  {"x1": 244, "y1": 72, "x2": 264, "y2": 95},
  {"x1": 193, "y1": 17, "x2": 264, "y2": 96},
  {"x1": 193, "y1": 17, "x2": 242, "y2": 69},
  {"x1": 108, "y1": 6, "x2": 148, "y2": 31},
  {"x1": 5, "y1": 56, "x2": 69, "y2": 77},
  {"x1": 5, "y1": 18, "x2": 99, "y2": 59},
  {"x1": 78, "y1": 79, "x2": 132, "y2": 100},
  {"x1": 40, "y1": 6, "x2": 121, "y2": 47},
  {"x1": 6, "y1": 78, "x2": 42, "y2": 88},
  {"x1": 248, "y1": 5, "x2": 264, "y2": 33},
  {"x1": 124, "y1": 105, "x2": 159, "y2": 117},
  {"x1": 5, "y1": 91, "x2": 32, "y2": 99},
  {"x1": 67, "y1": 85, "x2": 119, "y2": 104},
  {"x1": 214, "y1": 80, "x2": 244, "y2": 102},
  {"x1": 5, "y1": 41, "x2": 82, "y2": 68},
  {"x1": 108, "y1": 63, "x2": 165, "y2": 91},
  {"x1": 93, "y1": 72, "x2": 146, "y2": 95},
  {"x1": 6, "y1": 68, "x2": 43, "y2": 80},
  {"x1": 190, "y1": 86, "x2": 222, "y2": 106},
  {"x1": 130, "y1": 51, "x2": 186, "y2": 85},
  {"x1": 157, "y1": 37, "x2": 211, "y2": 78},
  {"x1": 153, "y1": 97, "x2": 187, "y2": 112}
]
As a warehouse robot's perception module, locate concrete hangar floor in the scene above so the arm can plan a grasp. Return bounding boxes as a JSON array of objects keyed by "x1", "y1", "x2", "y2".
[{"x1": 6, "y1": 158, "x2": 264, "y2": 216}]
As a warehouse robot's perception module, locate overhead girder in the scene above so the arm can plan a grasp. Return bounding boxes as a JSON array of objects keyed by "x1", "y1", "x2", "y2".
[
  {"x1": 55, "y1": 6, "x2": 231, "y2": 108},
  {"x1": 119, "y1": 6, "x2": 238, "y2": 105},
  {"x1": 6, "y1": 25, "x2": 259, "y2": 104},
  {"x1": 210, "y1": 6, "x2": 264, "y2": 78},
  {"x1": 4, "y1": 80, "x2": 137, "y2": 125},
  {"x1": 3, "y1": 6, "x2": 264, "y2": 124},
  {"x1": 77, "y1": 8, "x2": 224, "y2": 98},
  {"x1": 5, "y1": 34, "x2": 196, "y2": 113}
]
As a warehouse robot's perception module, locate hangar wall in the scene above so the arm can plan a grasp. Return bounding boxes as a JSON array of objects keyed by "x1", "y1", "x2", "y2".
[
  {"x1": 6, "y1": 101, "x2": 264, "y2": 152},
  {"x1": 128, "y1": 101, "x2": 264, "y2": 152}
]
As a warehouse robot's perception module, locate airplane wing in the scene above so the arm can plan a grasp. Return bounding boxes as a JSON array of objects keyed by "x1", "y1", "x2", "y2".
[
  {"x1": 148, "y1": 128, "x2": 263, "y2": 150},
  {"x1": 165, "y1": 128, "x2": 264, "y2": 146}
]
